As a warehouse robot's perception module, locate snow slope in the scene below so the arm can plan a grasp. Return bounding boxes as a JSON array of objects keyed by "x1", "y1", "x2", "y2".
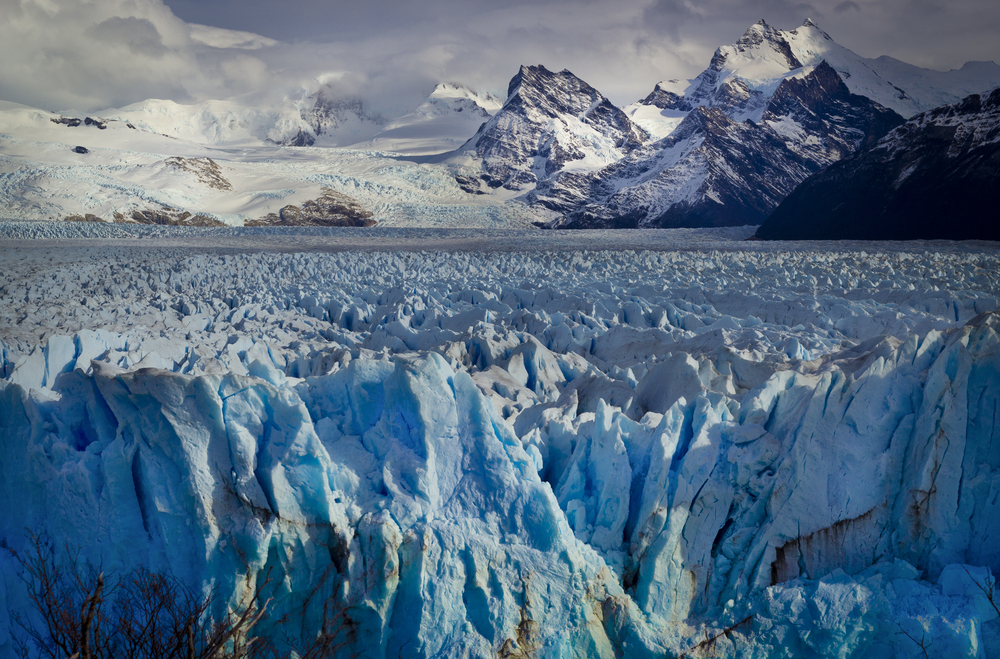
[
  {"x1": 105, "y1": 84, "x2": 388, "y2": 148},
  {"x1": 1, "y1": 233, "x2": 998, "y2": 657},
  {"x1": 351, "y1": 83, "x2": 503, "y2": 155},
  {"x1": 0, "y1": 101, "x2": 538, "y2": 228},
  {"x1": 106, "y1": 82, "x2": 502, "y2": 153},
  {"x1": 647, "y1": 19, "x2": 1000, "y2": 121}
]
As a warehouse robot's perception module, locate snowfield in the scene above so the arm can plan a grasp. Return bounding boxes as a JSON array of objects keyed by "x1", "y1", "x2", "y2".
[
  {"x1": 0, "y1": 101, "x2": 534, "y2": 228},
  {"x1": 1, "y1": 227, "x2": 999, "y2": 658}
]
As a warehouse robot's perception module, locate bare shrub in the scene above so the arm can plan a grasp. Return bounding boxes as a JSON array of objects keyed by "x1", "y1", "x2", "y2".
[{"x1": 11, "y1": 533, "x2": 276, "y2": 659}]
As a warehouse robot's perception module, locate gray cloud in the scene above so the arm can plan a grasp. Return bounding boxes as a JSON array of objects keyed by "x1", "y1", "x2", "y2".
[
  {"x1": 0, "y1": 0, "x2": 997, "y2": 114},
  {"x1": 835, "y1": 1, "x2": 862, "y2": 12},
  {"x1": 0, "y1": 0, "x2": 279, "y2": 111},
  {"x1": 87, "y1": 17, "x2": 169, "y2": 57}
]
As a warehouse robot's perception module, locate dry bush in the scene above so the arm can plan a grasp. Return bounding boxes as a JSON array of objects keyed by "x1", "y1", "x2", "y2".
[{"x1": 11, "y1": 533, "x2": 277, "y2": 659}]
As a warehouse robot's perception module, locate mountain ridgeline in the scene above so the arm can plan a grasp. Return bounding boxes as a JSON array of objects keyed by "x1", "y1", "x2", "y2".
[
  {"x1": 455, "y1": 65, "x2": 648, "y2": 194},
  {"x1": 755, "y1": 87, "x2": 1000, "y2": 240},
  {"x1": 545, "y1": 61, "x2": 905, "y2": 229},
  {"x1": 454, "y1": 19, "x2": 999, "y2": 237},
  {"x1": 10, "y1": 18, "x2": 1000, "y2": 237}
]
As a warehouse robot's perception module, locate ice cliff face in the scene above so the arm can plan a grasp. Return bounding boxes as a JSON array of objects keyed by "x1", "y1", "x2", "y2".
[
  {"x1": 455, "y1": 65, "x2": 648, "y2": 193},
  {"x1": 2, "y1": 241, "x2": 999, "y2": 657},
  {"x1": 757, "y1": 86, "x2": 1000, "y2": 241}
]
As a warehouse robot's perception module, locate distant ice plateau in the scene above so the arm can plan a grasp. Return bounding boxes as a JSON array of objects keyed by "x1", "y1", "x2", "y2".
[{"x1": 1, "y1": 227, "x2": 998, "y2": 658}]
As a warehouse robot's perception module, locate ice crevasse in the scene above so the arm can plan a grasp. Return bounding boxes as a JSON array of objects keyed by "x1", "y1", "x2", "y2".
[{"x1": 1, "y1": 313, "x2": 999, "y2": 657}]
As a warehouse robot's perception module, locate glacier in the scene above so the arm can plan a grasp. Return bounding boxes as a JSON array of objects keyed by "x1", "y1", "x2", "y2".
[{"x1": 1, "y1": 227, "x2": 998, "y2": 657}]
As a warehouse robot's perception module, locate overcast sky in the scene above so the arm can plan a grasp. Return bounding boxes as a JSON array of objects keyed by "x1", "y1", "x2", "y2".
[{"x1": 2, "y1": 0, "x2": 998, "y2": 113}]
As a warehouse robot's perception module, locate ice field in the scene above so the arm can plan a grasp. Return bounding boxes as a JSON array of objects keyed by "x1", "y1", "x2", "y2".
[{"x1": 1, "y1": 224, "x2": 998, "y2": 658}]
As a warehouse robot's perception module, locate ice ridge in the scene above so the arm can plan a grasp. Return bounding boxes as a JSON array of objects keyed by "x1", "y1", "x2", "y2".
[{"x1": 1, "y1": 244, "x2": 999, "y2": 657}]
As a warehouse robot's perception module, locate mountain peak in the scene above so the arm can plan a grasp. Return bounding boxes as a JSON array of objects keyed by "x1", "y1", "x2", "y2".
[
  {"x1": 802, "y1": 17, "x2": 818, "y2": 28},
  {"x1": 463, "y1": 65, "x2": 647, "y2": 192},
  {"x1": 507, "y1": 64, "x2": 557, "y2": 99}
]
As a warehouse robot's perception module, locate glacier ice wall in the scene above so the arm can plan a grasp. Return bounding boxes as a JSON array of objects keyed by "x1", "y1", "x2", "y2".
[{"x1": 1, "y1": 241, "x2": 999, "y2": 657}]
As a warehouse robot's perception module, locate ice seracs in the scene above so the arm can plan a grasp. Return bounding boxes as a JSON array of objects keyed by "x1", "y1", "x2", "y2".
[{"x1": 1, "y1": 235, "x2": 998, "y2": 657}]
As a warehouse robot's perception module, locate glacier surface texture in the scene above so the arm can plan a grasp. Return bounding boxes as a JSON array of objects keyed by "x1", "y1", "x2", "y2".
[{"x1": 1, "y1": 228, "x2": 998, "y2": 658}]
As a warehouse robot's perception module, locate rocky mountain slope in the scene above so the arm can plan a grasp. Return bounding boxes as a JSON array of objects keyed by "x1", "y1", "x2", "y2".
[
  {"x1": 246, "y1": 187, "x2": 376, "y2": 227},
  {"x1": 756, "y1": 87, "x2": 1000, "y2": 240},
  {"x1": 453, "y1": 65, "x2": 648, "y2": 194},
  {"x1": 544, "y1": 58, "x2": 904, "y2": 228},
  {"x1": 523, "y1": 19, "x2": 1000, "y2": 229}
]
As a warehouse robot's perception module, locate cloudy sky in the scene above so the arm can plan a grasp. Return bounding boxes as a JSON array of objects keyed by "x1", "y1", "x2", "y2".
[{"x1": 2, "y1": 0, "x2": 998, "y2": 113}]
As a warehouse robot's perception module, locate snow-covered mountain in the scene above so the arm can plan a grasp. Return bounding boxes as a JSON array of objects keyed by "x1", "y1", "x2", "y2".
[
  {"x1": 3, "y1": 19, "x2": 1000, "y2": 231},
  {"x1": 544, "y1": 59, "x2": 904, "y2": 228},
  {"x1": 453, "y1": 65, "x2": 648, "y2": 194},
  {"x1": 0, "y1": 100, "x2": 538, "y2": 228},
  {"x1": 756, "y1": 86, "x2": 1000, "y2": 240},
  {"x1": 106, "y1": 84, "x2": 388, "y2": 148},
  {"x1": 637, "y1": 18, "x2": 1000, "y2": 121},
  {"x1": 453, "y1": 19, "x2": 1000, "y2": 229},
  {"x1": 350, "y1": 83, "x2": 503, "y2": 155}
]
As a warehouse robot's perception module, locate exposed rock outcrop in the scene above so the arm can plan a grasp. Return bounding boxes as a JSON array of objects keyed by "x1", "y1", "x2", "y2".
[
  {"x1": 756, "y1": 87, "x2": 1000, "y2": 240},
  {"x1": 112, "y1": 208, "x2": 225, "y2": 226},
  {"x1": 458, "y1": 65, "x2": 648, "y2": 192},
  {"x1": 246, "y1": 187, "x2": 376, "y2": 227},
  {"x1": 163, "y1": 156, "x2": 233, "y2": 191}
]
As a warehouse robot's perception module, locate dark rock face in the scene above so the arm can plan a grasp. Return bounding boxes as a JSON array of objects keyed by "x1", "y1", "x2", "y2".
[
  {"x1": 756, "y1": 88, "x2": 1000, "y2": 241},
  {"x1": 112, "y1": 208, "x2": 225, "y2": 227},
  {"x1": 52, "y1": 116, "x2": 111, "y2": 130},
  {"x1": 246, "y1": 188, "x2": 376, "y2": 227},
  {"x1": 283, "y1": 130, "x2": 316, "y2": 147},
  {"x1": 641, "y1": 82, "x2": 685, "y2": 110},
  {"x1": 164, "y1": 157, "x2": 233, "y2": 191},
  {"x1": 461, "y1": 65, "x2": 648, "y2": 191},
  {"x1": 546, "y1": 62, "x2": 903, "y2": 229},
  {"x1": 303, "y1": 96, "x2": 384, "y2": 138},
  {"x1": 761, "y1": 61, "x2": 904, "y2": 167},
  {"x1": 72, "y1": 146, "x2": 89, "y2": 154}
]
